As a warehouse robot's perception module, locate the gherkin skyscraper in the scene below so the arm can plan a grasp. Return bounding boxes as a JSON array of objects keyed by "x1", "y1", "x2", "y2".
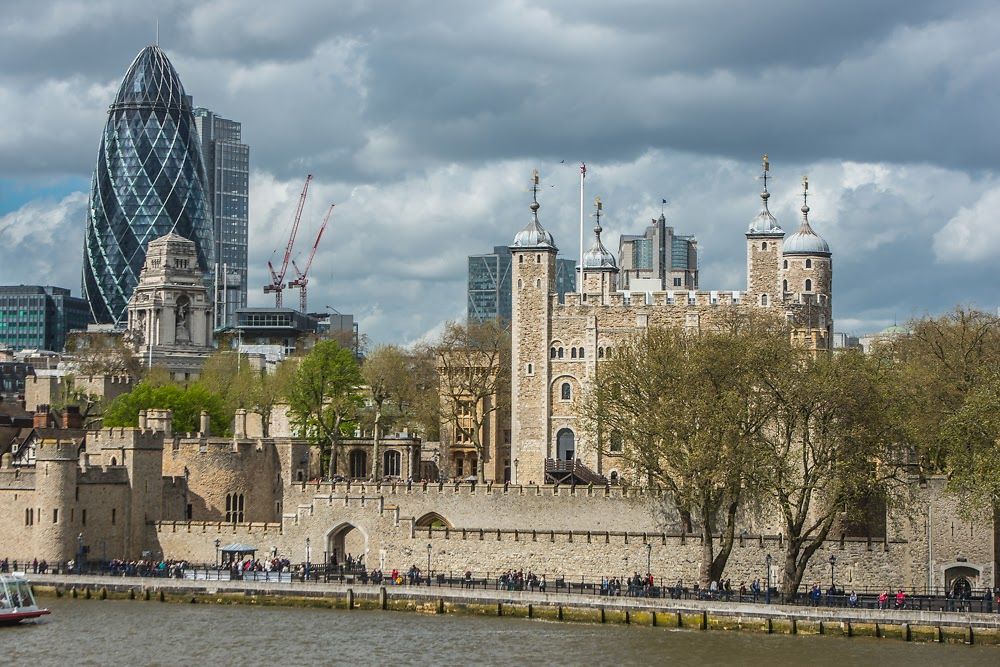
[{"x1": 82, "y1": 45, "x2": 214, "y2": 326}]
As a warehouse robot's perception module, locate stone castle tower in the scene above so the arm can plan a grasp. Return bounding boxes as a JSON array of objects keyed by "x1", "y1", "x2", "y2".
[{"x1": 509, "y1": 158, "x2": 833, "y2": 483}]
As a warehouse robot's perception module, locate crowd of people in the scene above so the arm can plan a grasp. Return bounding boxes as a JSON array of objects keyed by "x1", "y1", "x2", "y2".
[{"x1": 0, "y1": 558, "x2": 51, "y2": 574}]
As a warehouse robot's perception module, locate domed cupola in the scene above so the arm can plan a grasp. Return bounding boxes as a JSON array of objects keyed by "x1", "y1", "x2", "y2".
[
  {"x1": 783, "y1": 176, "x2": 831, "y2": 256},
  {"x1": 512, "y1": 169, "x2": 556, "y2": 249},
  {"x1": 747, "y1": 154, "x2": 784, "y2": 237},
  {"x1": 582, "y1": 197, "x2": 617, "y2": 269}
]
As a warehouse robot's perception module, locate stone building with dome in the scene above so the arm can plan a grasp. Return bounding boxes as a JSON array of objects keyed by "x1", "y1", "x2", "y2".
[{"x1": 509, "y1": 157, "x2": 834, "y2": 485}]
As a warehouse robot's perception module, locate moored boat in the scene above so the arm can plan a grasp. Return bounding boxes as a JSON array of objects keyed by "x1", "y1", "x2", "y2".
[{"x1": 0, "y1": 573, "x2": 50, "y2": 624}]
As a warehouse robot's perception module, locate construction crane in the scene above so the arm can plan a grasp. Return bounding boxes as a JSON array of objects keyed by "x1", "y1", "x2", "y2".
[
  {"x1": 264, "y1": 174, "x2": 313, "y2": 307},
  {"x1": 288, "y1": 203, "x2": 333, "y2": 313}
]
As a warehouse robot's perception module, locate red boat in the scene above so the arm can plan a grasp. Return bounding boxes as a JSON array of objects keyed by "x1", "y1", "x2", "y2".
[{"x1": 0, "y1": 574, "x2": 50, "y2": 625}]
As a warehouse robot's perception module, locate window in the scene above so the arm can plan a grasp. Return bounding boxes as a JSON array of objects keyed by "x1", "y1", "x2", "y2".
[
  {"x1": 561, "y1": 382, "x2": 571, "y2": 400},
  {"x1": 571, "y1": 348, "x2": 577, "y2": 359},
  {"x1": 517, "y1": 279, "x2": 522, "y2": 289},
  {"x1": 53, "y1": 508, "x2": 58, "y2": 524},
  {"x1": 761, "y1": 294, "x2": 768, "y2": 306},
  {"x1": 349, "y1": 450, "x2": 368, "y2": 478},
  {"x1": 673, "y1": 277, "x2": 682, "y2": 287},
  {"x1": 805, "y1": 279, "x2": 812, "y2": 292},
  {"x1": 550, "y1": 347, "x2": 557, "y2": 359},
  {"x1": 111, "y1": 508, "x2": 116, "y2": 525},
  {"x1": 82, "y1": 509, "x2": 86, "y2": 526},
  {"x1": 783, "y1": 259, "x2": 788, "y2": 269},
  {"x1": 557, "y1": 347, "x2": 564, "y2": 359},
  {"x1": 518, "y1": 255, "x2": 524, "y2": 264},
  {"x1": 536, "y1": 254, "x2": 541, "y2": 263},
  {"x1": 606, "y1": 347, "x2": 613, "y2": 358},
  {"x1": 535, "y1": 278, "x2": 541, "y2": 288},
  {"x1": 578, "y1": 347, "x2": 584, "y2": 358},
  {"x1": 526, "y1": 363, "x2": 533, "y2": 375},
  {"x1": 383, "y1": 450, "x2": 401, "y2": 477},
  {"x1": 805, "y1": 259, "x2": 812, "y2": 268},
  {"x1": 598, "y1": 347, "x2": 604, "y2": 358},
  {"x1": 761, "y1": 242, "x2": 768, "y2": 250},
  {"x1": 610, "y1": 431, "x2": 623, "y2": 453},
  {"x1": 225, "y1": 493, "x2": 245, "y2": 522},
  {"x1": 783, "y1": 280, "x2": 788, "y2": 292}
]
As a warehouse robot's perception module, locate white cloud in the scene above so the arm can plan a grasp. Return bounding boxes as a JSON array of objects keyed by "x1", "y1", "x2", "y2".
[{"x1": 934, "y1": 186, "x2": 1000, "y2": 263}]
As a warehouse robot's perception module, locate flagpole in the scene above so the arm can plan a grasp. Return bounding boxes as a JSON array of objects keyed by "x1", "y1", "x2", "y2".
[{"x1": 579, "y1": 162, "x2": 586, "y2": 294}]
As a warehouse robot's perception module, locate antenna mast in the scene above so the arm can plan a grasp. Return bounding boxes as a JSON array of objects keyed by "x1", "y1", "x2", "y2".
[
  {"x1": 264, "y1": 174, "x2": 312, "y2": 307},
  {"x1": 578, "y1": 162, "x2": 586, "y2": 294}
]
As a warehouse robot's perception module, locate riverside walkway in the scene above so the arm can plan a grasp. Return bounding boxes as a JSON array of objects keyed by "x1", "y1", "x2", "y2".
[{"x1": 29, "y1": 573, "x2": 1000, "y2": 644}]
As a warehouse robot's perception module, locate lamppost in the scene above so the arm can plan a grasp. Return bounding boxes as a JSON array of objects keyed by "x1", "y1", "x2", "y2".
[
  {"x1": 645, "y1": 542, "x2": 652, "y2": 577},
  {"x1": 426, "y1": 543, "x2": 432, "y2": 586},
  {"x1": 305, "y1": 537, "x2": 311, "y2": 580},
  {"x1": 76, "y1": 533, "x2": 84, "y2": 574},
  {"x1": 765, "y1": 554, "x2": 772, "y2": 605},
  {"x1": 513, "y1": 458, "x2": 519, "y2": 485},
  {"x1": 829, "y1": 554, "x2": 836, "y2": 591}
]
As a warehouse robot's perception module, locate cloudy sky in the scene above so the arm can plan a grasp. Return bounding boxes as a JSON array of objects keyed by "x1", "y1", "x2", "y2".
[{"x1": 1, "y1": 0, "x2": 998, "y2": 344}]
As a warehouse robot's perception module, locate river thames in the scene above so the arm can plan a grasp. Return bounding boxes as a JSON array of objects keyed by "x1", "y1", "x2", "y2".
[{"x1": 7, "y1": 598, "x2": 997, "y2": 666}]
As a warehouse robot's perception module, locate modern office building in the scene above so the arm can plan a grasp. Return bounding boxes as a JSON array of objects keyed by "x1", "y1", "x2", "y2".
[
  {"x1": 0, "y1": 286, "x2": 91, "y2": 352},
  {"x1": 467, "y1": 245, "x2": 575, "y2": 324},
  {"x1": 82, "y1": 45, "x2": 214, "y2": 327},
  {"x1": 618, "y1": 214, "x2": 698, "y2": 292},
  {"x1": 194, "y1": 107, "x2": 249, "y2": 330}
]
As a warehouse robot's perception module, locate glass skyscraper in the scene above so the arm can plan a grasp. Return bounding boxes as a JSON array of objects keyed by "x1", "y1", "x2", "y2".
[
  {"x1": 194, "y1": 108, "x2": 249, "y2": 330},
  {"x1": 82, "y1": 45, "x2": 214, "y2": 326},
  {"x1": 468, "y1": 245, "x2": 575, "y2": 324},
  {"x1": 0, "y1": 285, "x2": 91, "y2": 352}
]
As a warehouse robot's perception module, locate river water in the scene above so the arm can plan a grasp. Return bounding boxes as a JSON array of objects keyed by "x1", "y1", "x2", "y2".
[{"x1": 7, "y1": 598, "x2": 996, "y2": 666}]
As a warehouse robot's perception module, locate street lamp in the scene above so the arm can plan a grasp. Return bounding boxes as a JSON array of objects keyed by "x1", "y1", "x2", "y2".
[
  {"x1": 513, "y1": 458, "x2": 519, "y2": 484},
  {"x1": 76, "y1": 533, "x2": 84, "y2": 574},
  {"x1": 829, "y1": 554, "x2": 836, "y2": 592},
  {"x1": 426, "y1": 543, "x2": 432, "y2": 585},
  {"x1": 214, "y1": 538, "x2": 221, "y2": 569},
  {"x1": 305, "y1": 537, "x2": 311, "y2": 580},
  {"x1": 765, "y1": 554, "x2": 772, "y2": 605},
  {"x1": 645, "y1": 542, "x2": 652, "y2": 577}
]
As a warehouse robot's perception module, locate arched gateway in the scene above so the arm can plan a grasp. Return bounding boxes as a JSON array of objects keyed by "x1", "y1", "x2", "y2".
[{"x1": 326, "y1": 522, "x2": 368, "y2": 567}]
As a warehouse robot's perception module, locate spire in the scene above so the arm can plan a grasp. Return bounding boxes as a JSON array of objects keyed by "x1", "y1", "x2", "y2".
[
  {"x1": 747, "y1": 153, "x2": 783, "y2": 236},
  {"x1": 511, "y1": 168, "x2": 555, "y2": 249},
  {"x1": 582, "y1": 196, "x2": 616, "y2": 269},
  {"x1": 801, "y1": 174, "x2": 810, "y2": 222}
]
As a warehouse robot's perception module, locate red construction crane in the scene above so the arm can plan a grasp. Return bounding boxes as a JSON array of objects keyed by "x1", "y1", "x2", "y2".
[
  {"x1": 288, "y1": 203, "x2": 333, "y2": 313},
  {"x1": 264, "y1": 174, "x2": 313, "y2": 307}
]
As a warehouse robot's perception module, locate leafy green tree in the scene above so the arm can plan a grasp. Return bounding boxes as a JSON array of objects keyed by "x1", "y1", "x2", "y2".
[
  {"x1": 577, "y1": 313, "x2": 783, "y2": 585},
  {"x1": 940, "y1": 368, "x2": 1000, "y2": 514},
  {"x1": 198, "y1": 351, "x2": 296, "y2": 437},
  {"x1": 286, "y1": 340, "x2": 364, "y2": 479},
  {"x1": 103, "y1": 382, "x2": 229, "y2": 435},
  {"x1": 757, "y1": 349, "x2": 904, "y2": 599}
]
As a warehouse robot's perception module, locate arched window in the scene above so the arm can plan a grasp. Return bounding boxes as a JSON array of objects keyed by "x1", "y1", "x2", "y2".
[
  {"x1": 761, "y1": 294, "x2": 768, "y2": 306},
  {"x1": 571, "y1": 348, "x2": 577, "y2": 359},
  {"x1": 761, "y1": 242, "x2": 767, "y2": 250},
  {"x1": 517, "y1": 279, "x2": 522, "y2": 289},
  {"x1": 557, "y1": 428, "x2": 575, "y2": 460},
  {"x1": 518, "y1": 255, "x2": 524, "y2": 264},
  {"x1": 536, "y1": 254, "x2": 541, "y2": 263},
  {"x1": 606, "y1": 347, "x2": 613, "y2": 358},
  {"x1": 782, "y1": 280, "x2": 788, "y2": 292},
  {"x1": 383, "y1": 450, "x2": 401, "y2": 477},
  {"x1": 578, "y1": 347, "x2": 584, "y2": 358},
  {"x1": 783, "y1": 259, "x2": 788, "y2": 269},
  {"x1": 349, "y1": 449, "x2": 368, "y2": 479},
  {"x1": 550, "y1": 347, "x2": 557, "y2": 359},
  {"x1": 805, "y1": 259, "x2": 812, "y2": 268},
  {"x1": 110, "y1": 457, "x2": 117, "y2": 466},
  {"x1": 535, "y1": 278, "x2": 541, "y2": 288},
  {"x1": 609, "y1": 471, "x2": 619, "y2": 484},
  {"x1": 609, "y1": 431, "x2": 623, "y2": 453},
  {"x1": 561, "y1": 382, "x2": 571, "y2": 400},
  {"x1": 805, "y1": 279, "x2": 812, "y2": 292},
  {"x1": 598, "y1": 347, "x2": 605, "y2": 358},
  {"x1": 557, "y1": 347, "x2": 564, "y2": 359},
  {"x1": 526, "y1": 363, "x2": 533, "y2": 375}
]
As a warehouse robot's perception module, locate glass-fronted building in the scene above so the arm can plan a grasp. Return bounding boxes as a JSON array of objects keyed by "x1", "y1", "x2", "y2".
[
  {"x1": 618, "y1": 214, "x2": 698, "y2": 291},
  {"x1": 82, "y1": 45, "x2": 214, "y2": 327},
  {"x1": 468, "y1": 245, "x2": 576, "y2": 324},
  {"x1": 194, "y1": 107, "x2": 249, "y2": 330},
  {"x1": 0, "y1": 286, "x2": 91, "y2": 352}
]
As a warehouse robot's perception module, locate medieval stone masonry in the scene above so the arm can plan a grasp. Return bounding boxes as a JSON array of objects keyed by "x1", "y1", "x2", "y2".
[{"x1": 0, "y1": 163, "x2": 994, "y2": 594}]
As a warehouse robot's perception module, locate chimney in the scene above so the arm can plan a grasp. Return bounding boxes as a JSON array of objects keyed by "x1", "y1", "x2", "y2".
[
  {"x1": 138, "y1": 410, "x2": 148, "y2": 430},
  {"x1": 62, "y1": 405, "x2": 82, "y2": 429},
  {"x1": 147, "y1": 409, "x2": 173, "y2": 437},
  {"x1": 33, "y1": 404, "x2": 51, "y2": 429},
  {"x1": 234, "y1": 408, "x2": 247, "y2": 439},
  {"x1": 200, "y1": 411, "x2": 211, "y2": 437}
]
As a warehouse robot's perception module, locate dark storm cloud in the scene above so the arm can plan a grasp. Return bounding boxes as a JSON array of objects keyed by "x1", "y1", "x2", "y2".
[{"x1": 1, "y1": 1, "x2": 999, "y2": 343}]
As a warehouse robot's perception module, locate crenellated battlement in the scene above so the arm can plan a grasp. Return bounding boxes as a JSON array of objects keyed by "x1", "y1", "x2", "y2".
[
  {"x1": 290, "y1": 480, "x2": 669, "y2": 501},
  {"x1": 34, "y1": 439, "x2": 82, "y2": 462},
  {"x1": 90, "y1": 426, "x2": 164, "y2": 451},
  {"x1": 77, "y1": 466, "x2": 130, "y2": 484},
  {"x1": 154, "y1": 520, "x2": 283, "y2": 535}
]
